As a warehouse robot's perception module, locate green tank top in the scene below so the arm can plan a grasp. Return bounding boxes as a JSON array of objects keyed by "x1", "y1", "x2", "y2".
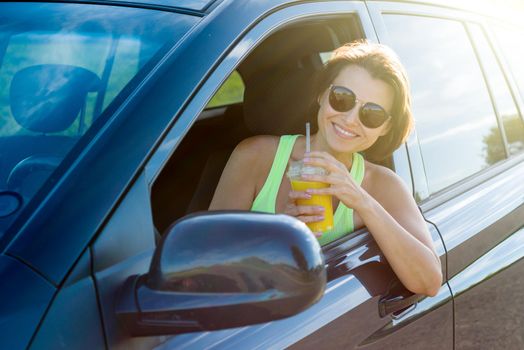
[{"x1": 251, "y1": 134, "x2": 366, "y2": 245}]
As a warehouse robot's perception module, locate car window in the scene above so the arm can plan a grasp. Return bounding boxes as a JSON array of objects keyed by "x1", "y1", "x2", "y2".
[
  {"x1": 493, "y1": 24, "x2": 524, "y2": 104},
  {"x1": 206, "y1": 70, "x2": 245, "y2": 108},
  {"x1": 469, "y1": 24, "x2": 524, "y2": 157},
  {"x1": 0, "y1": 2, "x2": 196, "y2": 236},
  {"x1": 319, "y1": 50, "x2": 334, "y2": 64},
  {"x1": 383, "y1": 15, "x2": 506, "y2": 196}
]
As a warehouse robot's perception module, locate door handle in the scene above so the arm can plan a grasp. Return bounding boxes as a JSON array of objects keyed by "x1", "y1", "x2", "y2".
[
  {"x1": 378, "y1": 292, "x2": 423, "y2": 318},
  {"x1": 378, "y1": 278, "x2": 425, "y2": 318}
]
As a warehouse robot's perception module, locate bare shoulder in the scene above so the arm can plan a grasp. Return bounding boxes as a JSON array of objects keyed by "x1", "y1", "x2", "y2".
[
  {"x1": 230, "y1": 135, "x2": 277, "y2": 172},
  {"x1": 209, "y1": 135, "x2": 279, "y2": 210},
  {"x1": 228, "y1": 135, "x2": 279, "y2": 180},
  {"x1": 234, "y1": 135, "x2": 279, "y2": 161},
  {"x1": 362, "y1": 161, "x2": 412, "y2": 204}
]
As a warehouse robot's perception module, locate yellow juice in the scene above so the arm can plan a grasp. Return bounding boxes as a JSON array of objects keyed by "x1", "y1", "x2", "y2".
[{"x1": 290, "y1": 179, "x2": 334, "y2": 233}]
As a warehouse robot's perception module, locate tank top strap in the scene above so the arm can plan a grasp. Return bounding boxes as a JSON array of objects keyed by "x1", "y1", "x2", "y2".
[
  {"x1": 251, "y1": 135, "x2": 300, "y2": 213},
  {"x1": 350, "y1": 152, "x2": 365, "y2": 186}
]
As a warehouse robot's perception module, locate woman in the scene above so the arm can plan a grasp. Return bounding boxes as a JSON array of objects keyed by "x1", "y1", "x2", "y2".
[{"x1": 209, "y1": 40, "x2": 442, "y2": 297}]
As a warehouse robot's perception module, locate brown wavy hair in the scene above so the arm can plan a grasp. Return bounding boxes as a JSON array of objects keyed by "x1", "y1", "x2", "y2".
[{"x1": 315, "y1": 40, "x2": 413, "y2": 161}]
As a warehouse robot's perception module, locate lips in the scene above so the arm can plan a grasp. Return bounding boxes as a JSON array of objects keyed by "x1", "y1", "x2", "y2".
[{"x1": 332, "y1": 123, "x2": 359, "y2": 139}]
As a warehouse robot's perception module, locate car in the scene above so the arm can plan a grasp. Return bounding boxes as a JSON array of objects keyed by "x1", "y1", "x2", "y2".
[{"x1": 1, "y1": 0, "x2": 524, "y2": 349}]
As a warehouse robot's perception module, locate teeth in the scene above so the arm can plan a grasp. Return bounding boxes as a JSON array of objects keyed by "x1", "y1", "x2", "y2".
[{"x1": 334, "y1": 124, "x2": 357, "y2": 137}]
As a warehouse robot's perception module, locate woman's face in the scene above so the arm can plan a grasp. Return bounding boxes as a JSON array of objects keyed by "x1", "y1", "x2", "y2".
[{"x1": 317, "y1": 64, "x2": 394, "y2": 154}]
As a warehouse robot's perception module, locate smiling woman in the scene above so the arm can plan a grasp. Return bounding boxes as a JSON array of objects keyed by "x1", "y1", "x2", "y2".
[{"x1": 209, "y1": 41, "x2": 442, "y2": 296}]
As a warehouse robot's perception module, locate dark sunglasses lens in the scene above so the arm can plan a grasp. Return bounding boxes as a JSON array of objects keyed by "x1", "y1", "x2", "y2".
[
  {"x1": 360, "y1": 103, "x2": 388, "y2": 128},
  {"x1": 329, "y1": 86, "x2": 356, "y2": 112}
]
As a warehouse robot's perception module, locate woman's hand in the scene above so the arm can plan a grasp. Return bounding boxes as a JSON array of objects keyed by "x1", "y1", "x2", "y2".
[
  {"x1": 303, "y1": 151, "x2": 442, "y2": 296},
  {"x1": 301, "y1": 151, "x2": 368, "y2": 211},
  {"x1": 284, "y1": 189, "x2": 324, "y2": 237}
]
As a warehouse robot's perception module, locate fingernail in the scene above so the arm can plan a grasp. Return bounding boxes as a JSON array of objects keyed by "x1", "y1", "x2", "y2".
[
  {"x1": 303, "y1": 158, "x2": 310, "y2": 162},
  {"x1": 316, "y1": 206, "x2": 325, "y2": 211}
]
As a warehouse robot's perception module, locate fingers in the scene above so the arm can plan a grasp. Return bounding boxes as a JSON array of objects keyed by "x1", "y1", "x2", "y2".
[
  {"x1": 296, "y1": 214, "x2": 325, "y2": 223},
  {"x1": 312, "y1": 231, "x2": 323, "y2": 238},
  {"x1": 300, "y1": 173, "x2": 346, "y2": 185},
  {"x1": 285, "y1": 190, "x2": 327, "y2": 227},
  {"x1": 303, "y1": 156, "x2": 339, "y2": 173},
  {"x1": 284, "y1": 205, "x2": 325, "y2": 223},
  {"x1": 288, "y1": 190, "x2": 312, "y2": 201},
  {"x1": 285, "y1": 203, "x2": 325, "y2": 216},
  {"x1": 305, "y1": 187, "x2": 337, "y2": 196}
]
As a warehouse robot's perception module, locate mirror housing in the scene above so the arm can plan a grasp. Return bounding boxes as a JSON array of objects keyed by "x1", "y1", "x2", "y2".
[{"x1": 117, "y1": 211, "x2": 326, "y2": 336}]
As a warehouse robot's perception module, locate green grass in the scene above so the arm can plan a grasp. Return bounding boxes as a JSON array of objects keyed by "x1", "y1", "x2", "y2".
[{"x1": 206, "y1": 70, "x2": 245, "y2": 109}]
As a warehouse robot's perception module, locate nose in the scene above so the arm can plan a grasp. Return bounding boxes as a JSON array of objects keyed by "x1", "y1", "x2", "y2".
[{"x1": 342, "y1": 101, "x2": 361, "y2": 125}]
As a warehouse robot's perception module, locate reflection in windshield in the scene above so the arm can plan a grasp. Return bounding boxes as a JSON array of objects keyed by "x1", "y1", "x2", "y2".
[{"x1": 0, "y1": 3, "x2": 196, "y2": 238}]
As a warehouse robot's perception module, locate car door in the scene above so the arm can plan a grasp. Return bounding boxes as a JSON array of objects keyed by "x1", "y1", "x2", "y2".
[
  {"x1": 368, "y1": 2, "x2": 524, "y2": 349},
  {"x1": 137, "y1": 2, "x2": 452, "y2": 349}
]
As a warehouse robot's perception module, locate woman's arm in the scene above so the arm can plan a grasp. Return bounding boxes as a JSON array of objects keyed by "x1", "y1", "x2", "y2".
[
  {"x1": 301, "y1": 151, "x2": 442, "y2": 297},
  {"x1": 359, "y1": 167, "x2": 442, "y2": 296},
  {"x1": 209, "y1": 136, "x2": 272, "y2": 210}
]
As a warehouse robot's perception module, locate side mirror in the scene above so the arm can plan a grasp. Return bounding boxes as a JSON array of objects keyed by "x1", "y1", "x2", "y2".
[{"x1": 117, "y1": 211, "x2": 326, "y2": 336}]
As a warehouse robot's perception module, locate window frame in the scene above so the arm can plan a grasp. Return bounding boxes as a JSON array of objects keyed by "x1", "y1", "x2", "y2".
[
  {"x1": 467, "y1": 22, "x2": 524, "y2": 158},
  {"x1": 367, "y1": 1, "x2": 524, "y2": 211},
  {"x1": 485, "y1": 19, "x2": 524, "y2": 127}
]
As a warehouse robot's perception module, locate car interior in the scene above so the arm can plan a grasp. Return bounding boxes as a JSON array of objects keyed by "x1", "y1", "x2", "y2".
[{"x1": 151, "y1": 16, "x2": 393, "y2": 235}]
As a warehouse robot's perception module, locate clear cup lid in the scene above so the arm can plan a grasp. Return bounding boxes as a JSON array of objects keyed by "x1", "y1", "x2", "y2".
[{"x1": 287, "y1": 160, "x2": 327, "y2": 178}]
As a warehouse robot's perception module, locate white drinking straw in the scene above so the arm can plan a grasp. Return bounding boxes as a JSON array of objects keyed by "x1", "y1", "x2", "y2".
[{"x1": 306, "y1": 122, "x2": 310, "y2": 153}]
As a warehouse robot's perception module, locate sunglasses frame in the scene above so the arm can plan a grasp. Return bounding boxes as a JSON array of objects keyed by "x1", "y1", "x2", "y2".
[{"x1": 327, "y1": 84, "x2": 391, "y2": 129}]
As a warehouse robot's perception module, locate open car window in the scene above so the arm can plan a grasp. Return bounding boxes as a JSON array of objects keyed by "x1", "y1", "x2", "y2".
[{"x1": 150, "y1": 16, "x2": 394, "y2": 244}]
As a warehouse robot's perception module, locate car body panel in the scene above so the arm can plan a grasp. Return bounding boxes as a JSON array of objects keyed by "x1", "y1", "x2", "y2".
[
  {"x1": 29, "y1": 250, "x2": 106, "y2": 350},
  {"x1": 91, "y1": 173, "x2": 165, "y2": 349},
  {"x1": 0, "y1": 254, "x2": 55, "y2": 350},
  {"x1": 450, "y1": 227, "x2": 524, "y2": 349}
]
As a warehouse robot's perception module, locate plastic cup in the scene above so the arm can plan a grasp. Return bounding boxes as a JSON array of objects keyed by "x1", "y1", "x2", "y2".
[{"x1": 287, "y1": 160, "x2": 334, "y2": 233}]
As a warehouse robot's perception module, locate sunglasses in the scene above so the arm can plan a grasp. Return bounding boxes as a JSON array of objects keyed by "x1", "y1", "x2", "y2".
[{"x1": 328, "y1": 84, "x2": 391, "y2": 129}]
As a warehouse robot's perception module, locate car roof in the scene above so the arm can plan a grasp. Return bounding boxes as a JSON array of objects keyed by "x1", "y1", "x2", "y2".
[
  {"x1": 129, "y1": 0, "x2": 216, "y2": 11},
  {"x1": 55, "y1": 0, "x2": 523, "y2": 24},
  {"x1": 68, "y1": 0, "x2": 220, "y2": 13}
]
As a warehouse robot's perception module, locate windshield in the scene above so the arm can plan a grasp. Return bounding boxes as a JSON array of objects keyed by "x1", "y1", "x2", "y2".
[{"x1": 0, "y1": 3, "x2": 197, "y2": 236}]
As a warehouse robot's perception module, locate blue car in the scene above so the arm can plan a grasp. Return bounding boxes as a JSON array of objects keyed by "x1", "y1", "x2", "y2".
[{"x1": 2, "y1": 0, "x2": 524, "y2": 349}]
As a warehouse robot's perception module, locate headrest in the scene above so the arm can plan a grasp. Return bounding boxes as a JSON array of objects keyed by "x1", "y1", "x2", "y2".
[
  {"x1": 10, "y1": 64, "x2": 101, "y2": 133},
  {"x1": 241, "y1": 25, "x2": 333, "y2": 135},
  {"x1": 243, "y1": 60, "x2": 320, "y2": 135}
]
